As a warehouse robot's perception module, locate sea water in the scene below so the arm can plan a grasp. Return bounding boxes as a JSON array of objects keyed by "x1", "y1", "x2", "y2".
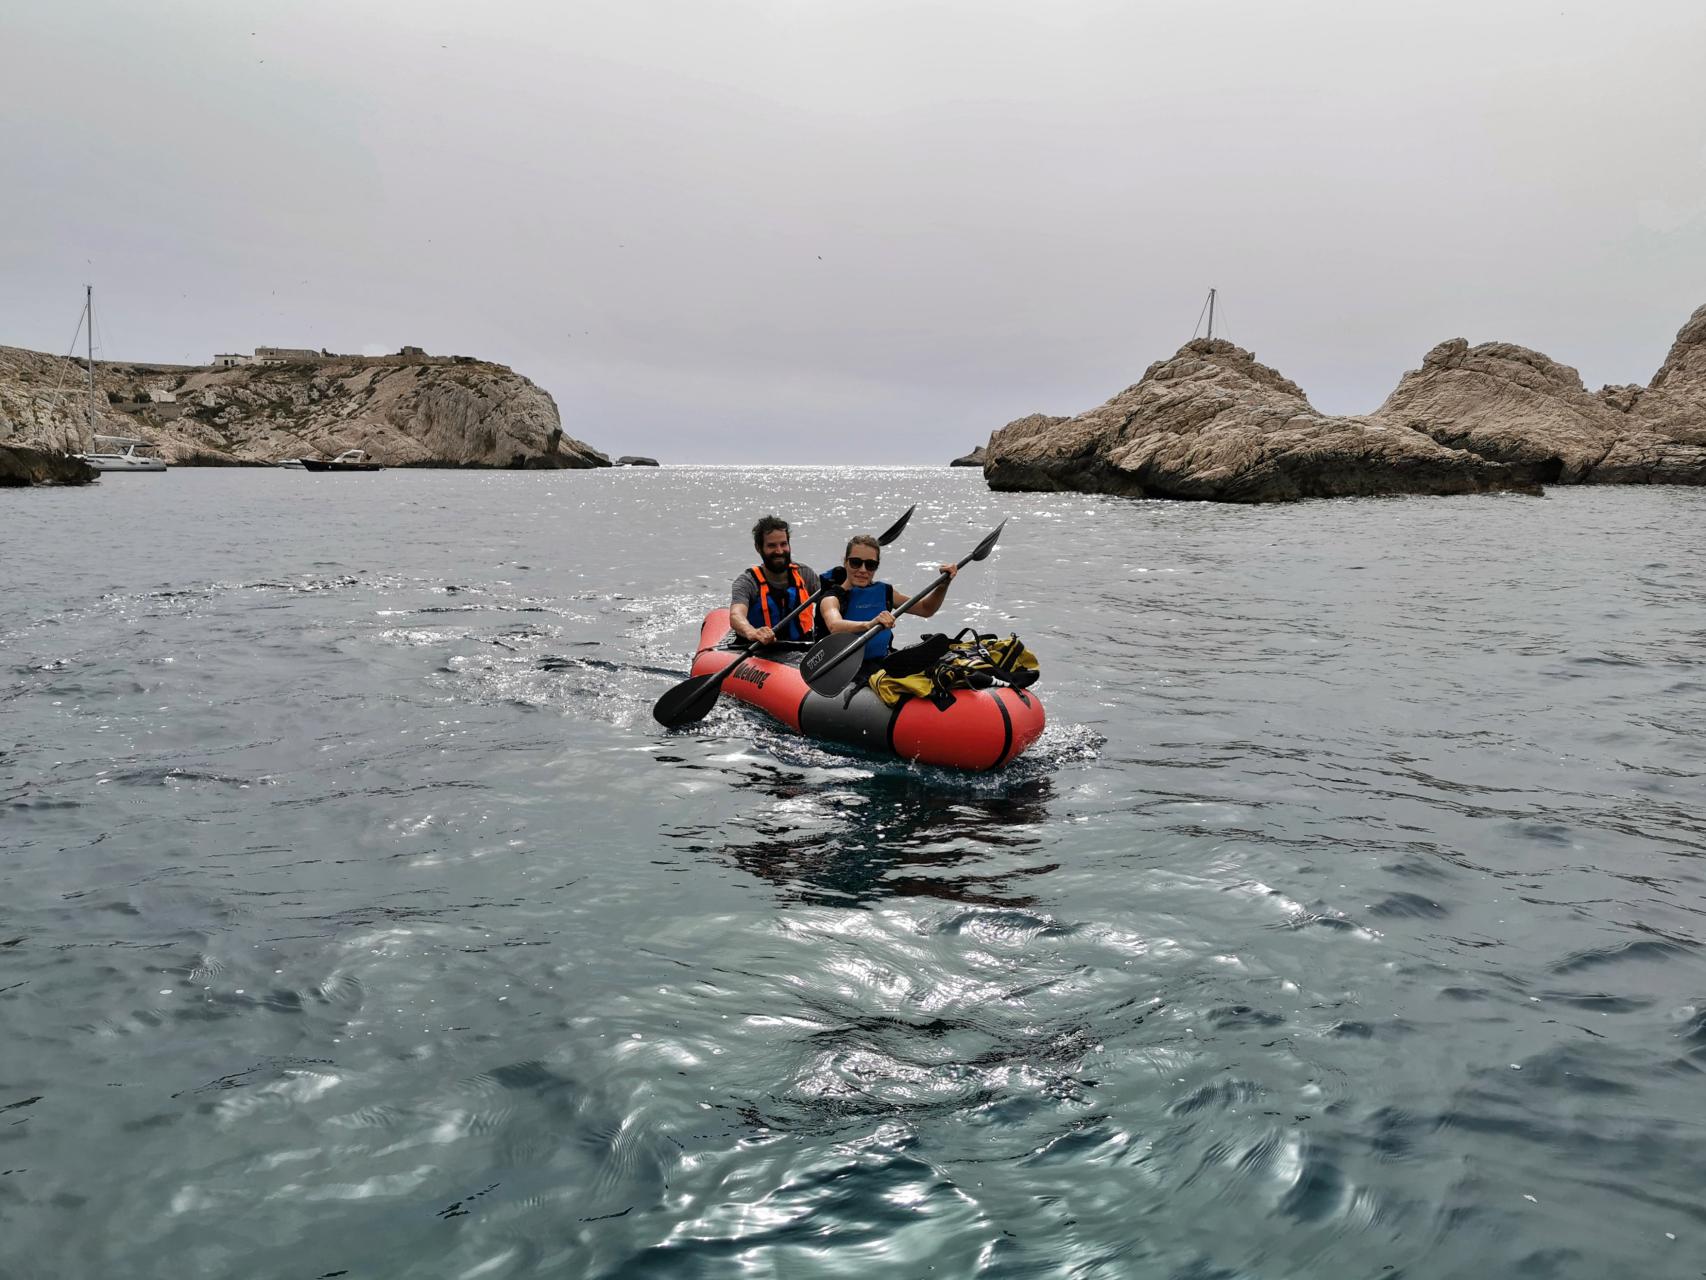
[{"x1": 2, "y1": 467, "x2": 1703, "y2": 1278}]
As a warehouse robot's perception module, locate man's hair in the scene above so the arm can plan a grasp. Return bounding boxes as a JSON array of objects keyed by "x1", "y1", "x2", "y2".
[
  {"x1": 752, "y1": 515, "x2": 790, "y2": 551},
  {"x1": 843, "y1": 534, "x2": 880, "y2": 560}
]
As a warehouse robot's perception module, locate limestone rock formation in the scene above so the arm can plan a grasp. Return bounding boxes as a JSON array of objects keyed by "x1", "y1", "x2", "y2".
[
  {"x1": 950, "y1": 445, "x2": 987, "y2": 467},
  {"x1": 0, "y1": 346, "x2": 610, "y2": 469},
  {"x1": 0, "y1": 346, "x2": 168, "y2": 454},
  {"x1": 615, "y1": 455, "x2": 660, "y2": 466},
  {"x1": 986, "y1": 304, "x2": 1706, "y2": 501},
  {"x1": 1603, "y1": 302, "x2": 1706, "y2": 446},
  {"x1": 1375, "y1": 336, "x2": 1706, "y2": 485},
  {"x1": 0, "y1": 443, "x2": 96, "y2": 487},
  {"x1": 986, "y1": 339, "x2": 1532, "y2": 502}
]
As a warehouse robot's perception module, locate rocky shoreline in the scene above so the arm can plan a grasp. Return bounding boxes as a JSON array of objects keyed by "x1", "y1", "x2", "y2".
[
  {"x1": 0, "y1": 444, "x2": 97, "y2": 487},
  {"x1": 983, "y1": 302, "x2": 1706, "y2": 502},
  {"x1": 0, "y1": 345, "x2": 611, "y2": 473}
]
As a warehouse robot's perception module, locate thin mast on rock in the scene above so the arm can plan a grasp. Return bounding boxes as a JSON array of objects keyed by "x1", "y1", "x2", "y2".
[
  {"x1": 85, "y1": 285, "x2": 96, "y2": 439},
  {"x1": 1192, "y1": 287, "x2": 1219, "y2": 342}
]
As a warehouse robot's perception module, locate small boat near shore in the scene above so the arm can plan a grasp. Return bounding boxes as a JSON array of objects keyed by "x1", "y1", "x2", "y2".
[
  {"x1": 77, "y1": 435, "x2": 167, "y2": 472},
  {"x1": 299, "y1": 449, "x2": 383, "y2": 472},
  {"x1": 61, "y1": 287, "x2": 167, "y2": 474},
  {"x1": 689, "y1": 607, "x2": 1045, "y2": 770}
]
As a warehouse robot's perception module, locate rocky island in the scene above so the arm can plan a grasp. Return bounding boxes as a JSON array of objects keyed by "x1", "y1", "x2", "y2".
[
  {"x1": 984, "y1": 302, "x2": 1706, "y2": 502},
  {"x1": 0, "y1": 345, "x2": 610, "y2": 470},
  {"x1": 0, "y1": 443, "x2": 96, "y2": 487}
]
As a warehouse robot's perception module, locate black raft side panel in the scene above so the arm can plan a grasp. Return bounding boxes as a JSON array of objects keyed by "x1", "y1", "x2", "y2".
[{"x1": 797, "y1": 686, "x2": 901, "y2": 755}]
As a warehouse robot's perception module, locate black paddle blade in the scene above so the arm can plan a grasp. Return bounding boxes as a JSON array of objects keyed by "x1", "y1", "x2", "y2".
[
  {"x1": 651, "y1": 670, "x2": 725, "y2": 727},
  {"x1": 965, "y1": 519, "x2": 1006, "y2": 564},
  {"x1": 800, "y1": 629, "x2": 872, "y2": 697},
  {"x1": 877, "y1": 504, "x2": 916, "y2": 546}
]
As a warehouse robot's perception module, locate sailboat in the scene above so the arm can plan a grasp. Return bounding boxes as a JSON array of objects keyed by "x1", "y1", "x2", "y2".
[
  {"x1": 68, "y1": 286, "x2": 167, "y2": 473},
  {"x1": 79, "y1": 435, "x2": 167, "y2": 472}
]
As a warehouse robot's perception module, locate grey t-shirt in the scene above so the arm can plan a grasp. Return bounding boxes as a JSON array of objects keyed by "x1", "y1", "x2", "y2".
[{"x1": 730, "y1": 564, "x2": 822, "y2": 622}]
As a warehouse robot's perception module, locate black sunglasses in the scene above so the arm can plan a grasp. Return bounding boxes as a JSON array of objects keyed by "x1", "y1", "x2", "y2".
[{"x1": 847, "y1": 556, "x2": 879, "y2": 570}]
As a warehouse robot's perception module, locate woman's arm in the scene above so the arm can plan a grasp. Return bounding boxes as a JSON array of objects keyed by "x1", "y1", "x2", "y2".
[{"x1": 900, "y1": 564, "x2": 957, "y2": 618}]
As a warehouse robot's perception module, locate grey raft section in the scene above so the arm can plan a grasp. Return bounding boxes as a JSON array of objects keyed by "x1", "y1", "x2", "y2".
[{"x1": 797, "y1": 686, "x2": 901, "y2": 754}]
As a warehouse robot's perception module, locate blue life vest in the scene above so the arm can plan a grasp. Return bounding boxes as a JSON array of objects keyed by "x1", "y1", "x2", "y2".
[
  {"x1": 838, "y1": 581, "x2": 896, "y2": 661},
  {"x1": 748, "y1": 564, "x2": 815, "y2": 642}
]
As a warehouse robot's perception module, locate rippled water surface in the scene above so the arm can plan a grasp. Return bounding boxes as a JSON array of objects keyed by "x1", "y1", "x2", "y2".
[{"x1": 3, "y1": 467, "x2": 1704, "y2": 1278}]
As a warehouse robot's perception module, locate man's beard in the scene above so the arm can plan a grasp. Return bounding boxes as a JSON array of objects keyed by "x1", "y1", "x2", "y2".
[{"x1": 764, "y1": 552, "x2": 789, "y2": 573}]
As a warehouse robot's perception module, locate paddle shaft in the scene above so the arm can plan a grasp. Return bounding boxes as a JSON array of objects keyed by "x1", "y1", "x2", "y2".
[
  {"x1": 843, "y1": 544, "x2": 976, "y2": 641},
  {"x1": 735, "y1": 579, "x2": 826, "y2": 648}
]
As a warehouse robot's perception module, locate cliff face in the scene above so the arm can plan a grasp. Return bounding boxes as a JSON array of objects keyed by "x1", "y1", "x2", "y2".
[
  {"x1": 0, "y1": 347, "x2": 611, "y2": 468},
  {"x1": 0, "y1": 347, "x2": 170, "y2": 453},
  {"x1": 985, "y1": 339, "x2": 1532, "y2": 502},
  {"x1": 986, "y1": 304, "x2": 1706, "y2": 501}
]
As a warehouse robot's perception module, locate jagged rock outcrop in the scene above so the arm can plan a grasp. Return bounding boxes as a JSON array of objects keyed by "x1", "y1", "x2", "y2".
[
  {"x1": 986, "y1": 339, "x2": 1532, "y2": 502},
  {"x1": 1376, "y1": 335, "x2": 1706, "y2": 485},
  {"x1": 987, "y1": 304, "x2": 1706, "y2": 501},
  {"x1": 950, "y1": 445, "x2": 986, "y2": 467},
  {"x1": 1601, "y1": 302, "x2": 1706, "y2": 446},
  {"x1": 0, "y1": 345, "x2": 610, "y2": 468},
  {"x1": 0, "y1": 443, "x2": 96, "y2": 487}
]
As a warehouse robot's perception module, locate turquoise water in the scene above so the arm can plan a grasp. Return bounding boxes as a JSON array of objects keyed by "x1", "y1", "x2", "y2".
[{"x1": 3, "y1": 467, "x2": 1704, "y2": 1278}]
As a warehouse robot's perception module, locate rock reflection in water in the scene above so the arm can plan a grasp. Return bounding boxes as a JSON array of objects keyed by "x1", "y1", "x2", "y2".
[{"x1": 712, "y1": 767, "x2": 1058, "y2": 907}]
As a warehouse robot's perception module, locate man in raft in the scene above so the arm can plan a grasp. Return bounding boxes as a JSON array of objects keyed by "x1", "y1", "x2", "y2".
[
  {"x1": 815, "y1": 532, "x2": 957, "y2": 679},
  {"x1": 729, "y1": 515, "x2": 822, "y2": 648}
]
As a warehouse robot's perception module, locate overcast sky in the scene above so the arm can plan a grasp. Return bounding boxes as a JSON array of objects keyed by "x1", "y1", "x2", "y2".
[{"x1": 4, "y1": 0, "x2": 1704, "y2": 462}]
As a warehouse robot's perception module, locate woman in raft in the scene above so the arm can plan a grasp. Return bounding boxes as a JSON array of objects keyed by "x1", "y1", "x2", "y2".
[{"x1": 815, "y1": 532, "x2": 958, "y2": 681}]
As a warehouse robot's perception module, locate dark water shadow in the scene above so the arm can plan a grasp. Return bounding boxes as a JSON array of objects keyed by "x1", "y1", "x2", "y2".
[{"x1": 669, "y1": 762, "x2": 1059, "y2": 908}]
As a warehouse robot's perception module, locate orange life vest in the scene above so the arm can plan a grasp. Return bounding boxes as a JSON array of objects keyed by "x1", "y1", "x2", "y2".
[{"x1": 749, "y1": 564, "x2": 816, "y2": 640}]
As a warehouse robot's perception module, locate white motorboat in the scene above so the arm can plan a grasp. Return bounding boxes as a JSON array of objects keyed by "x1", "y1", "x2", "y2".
[
  {"x1": 277, "y1": 458, "x2": 307, "y2": 469},
  {"x1": 78, "y1": 435, "x2": 167, "y2": 472}
]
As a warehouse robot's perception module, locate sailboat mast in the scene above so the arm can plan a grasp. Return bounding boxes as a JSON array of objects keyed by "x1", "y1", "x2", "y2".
[
  {"x1": 1206, "y1": 288, "x2": 1216, "y2": 342},
  {"x1": 85, "y1": 284, "x2": 96, "y2": 438}
]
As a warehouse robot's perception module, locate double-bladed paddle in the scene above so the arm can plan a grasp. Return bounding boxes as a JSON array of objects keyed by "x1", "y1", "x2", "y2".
[
  {"x1": 798, "y1": 519, "x2": 1007, "y2": 699},
  {"x1": 651, "y1": 505, "x2": 916, "y2": 728}
]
